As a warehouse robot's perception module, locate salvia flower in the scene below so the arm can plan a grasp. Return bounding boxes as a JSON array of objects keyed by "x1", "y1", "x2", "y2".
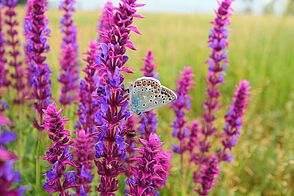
[
  {"x1": 202, "y1": 0, "x2": 234, "y2": 138},
  {"x1": 0, "y1": 5, "x2": 10, "y2": 88},
  {"x1": 138, "y1": 51, "x2": 157, "y2": 139},
  {"x1": 187, "y1": 120, "x2": 200, "y2": 154},
  {"x1": 58, "y1": 0, "x2": 80, "y2": 105},
  {"x1": 43, "y1": 103, "x2": 76, "y2": 195},
  {"x1": 76, "y1": 41, "x2": 101, "y2": 134},
  {"x1": 94, "y1": 0, "x2": 143, "y2": 194},
  {"x1": 24, "y1": 0, "x2": 51, "y2": 130},
  {"x1": 171, "y1": 67, "x2": 195, "y2": 155},
  {"x1": 2, "y1": 0, "x2": 26, "y2": 103},
  {"x1": 193, "y1": 0, "x2": 234, "y2": 185},
  {"x1": 97, "y1": 1, "x2": 114, "y2": 43},
  {"x1": 128, "y1": 133, "x2": 171, "y2": 195},
  {"x1": 194, "y1": 156, "x2": 220, "y2": 196},
  {"x1": 72, "y1": 130, "x2": 95, "y2": 195},
  {"x1": 218, "y1": 80, "x2": 250, "y2": 162}
]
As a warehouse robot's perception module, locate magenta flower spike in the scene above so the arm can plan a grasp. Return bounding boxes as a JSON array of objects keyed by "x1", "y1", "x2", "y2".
[
  {"x1": 97, "y1": 1, "x2": 114, "y2": 43},
  {"x1": 218, "y1": 80, "x2": 250, "y2": 162},
  {"x1": 128, "y1": 133, "x2": 171, "y2": 195},
  {"x1": 0, "y1": 5, "x2": 9, "y2": 88},
  {"x1": 58, "y1": 0, "x2": 79, "y2": 106},
  {"x1": 138, "y1": 51, "x2": 157, "y2": 139},
  {"x1": 2, "y1": 0, "x2": 26, "y2": 103},
  {"x1": 123, "y1": 115, "x2": 137, "y2": 178},
  {"x1": 43, "y1": 103, "x2": 76, "y2": 195},
  {"x1": 94, "y1": 0, "x2": 144, "y2": 194},
  {"x1": 194, "y1": 156, "x2": 220, "y2": 196},
  {"x1": 24, "y1": 0, "x2": 51, "y2": 131},
  {"x1": 187, "y1": 120, "x2": 200, "y2": 155},
  {"x1": 202, "y1": 0, "x2": 234, "y2": 139},
  {"x1": 76, "y1": 41, "x2": 101, "y2": 133},
  {"x1": 72, "y1": 130, "x2": 95, "y2": 195},
  {"x1": 171, "y1": 67, "x2": 195, "y2": 155}
]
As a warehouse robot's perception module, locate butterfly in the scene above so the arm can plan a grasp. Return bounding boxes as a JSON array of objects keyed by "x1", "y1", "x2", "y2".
[{"x1": 128, "y1": 77, "x2": 177, "y2": 115}]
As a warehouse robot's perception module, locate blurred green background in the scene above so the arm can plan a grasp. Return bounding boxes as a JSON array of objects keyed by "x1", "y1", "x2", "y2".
[{"x1": 6, "y1": 4, "x2": 294, "y2": 196}]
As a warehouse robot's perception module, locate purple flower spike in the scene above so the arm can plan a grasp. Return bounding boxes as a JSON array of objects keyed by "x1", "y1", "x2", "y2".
[
  {"x1": 2, "y1": 0, "x2": 26, "y2": 103},
  {"x1": 24, "y1": 0, "x2": 51, "y2": 131},
  {"x1": 128, "y1": 133, "x2": 171, "y2": 195},
  {"x1": 194, "y1": 156, "x2": 220, "y2": 196},
  {"x1": 43, "y1": 103, "x2": 76, "y2": 195},
  {"x1": 171, "y1": 67, "x2": 195, "y2": 155},
  {"x1": 187, "y1": 120, "x2": 200, "y2": 154},
  {"x1": 218, "y1": 80, "x2": 250, "y2": 162},
  {"x1": 72, "y1": 130, "x2": 95, "y2": 195},
  {"x1": 202, "y1": 0, "x2": 234, "y2": 138},
  {"x1": 97, "y1": 1, "x2": 114, "y2": 43},
  {"x1": 138, "y1": 51, "x2": 157, "y2": 139},
  {"x1": 58, "y1": 0, "x2": 80, "y2": 106},
  {"x1": 94, "y1": 0, "x2": 143, "y2": 195},
  {"x1": 0, "y1": 5, "x2": 10, "y2": 88}
]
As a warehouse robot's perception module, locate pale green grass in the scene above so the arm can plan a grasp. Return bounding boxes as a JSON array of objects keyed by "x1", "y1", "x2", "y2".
[{"x1": 6, "y1": 8, "x2": 294, "y2": 195}]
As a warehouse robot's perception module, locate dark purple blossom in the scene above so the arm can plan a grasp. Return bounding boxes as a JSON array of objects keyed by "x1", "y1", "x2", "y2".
[
  {"x1": 72, "y1": 130, "x2": 95, "y2": 195},
  {"x1": 43, "y1": 103, "x2": 76, "y2": 195},
  {"x1": 138, "y1": 51, "x2": 157, "y2": 139},
  {"x1": 171, "y1": 67, "x2": 195, "y2": 155},
  {"x1": 218, "y1": 80, "x2": 250, "y2": 162},
  {"x1": 24, "y1": 0, "x2": 51, "y2": 131},
  {"x1": 202, "y1": 0, "x2": 234, "y2": 139},
  {"x1": 128, "y1": 133, "x2": 171, "y2": 195},
  {"x1": 0, "y1": 91, "x2": 24, "y2": 195},
  {"x1": 2, "y1": 0, "x2": 26, "y2": 103},
  {"x1": 58, "y1": 0, "x2": 80, "y2": 105},
  {"x1": 93, "y1": 0, "x2": 143, "y2": 195},
  {"x1": 76, "y1": 41, "x2": 101, "y2": 134},
  {"x1": 194, "y1": 156, "x2": 220, "y2": 196},
  {"x1": 0, "y1": 5, "x2": 10, "y2": 88},
  {"x1": 187, "y1": 120, "x2": 200, "y2": 154},
  {"x1": 97, "y1": 1, "x2": 114, "y2": 43}
]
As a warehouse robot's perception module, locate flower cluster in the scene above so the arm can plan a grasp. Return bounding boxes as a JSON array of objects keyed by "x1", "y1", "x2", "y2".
[
  {"x1": 94, "y1": 0, "x2": 144, "y2": 194},
  {"x1": 58, "y1": 0, "x2": 79, "y2": 105},
  {"x1": 24, "y1": 0, "x2": 51, "y2": 130},
  {"x1": 194, "y1": 156, "x2": 220, "y2": 195},
  {"x1": 2, "y1": 0, "x2": 26, "y2": 103},
  {"x1": 0, "y1": 5, "x2": 9, "y2": 88},
  {"x1": 97, "y1": 1, "x2": 114, "y2": 43},
  {"x1": 218, "y1": 80, "x2": 250, "y2": 162},
  {"x1": 171, "y1": 67, "x2": 195, "y2": 155},
  {"x1": 72, "y1": 130, "x2": 95, "y2": 195},
  {"x1": 128, "y1": 133, "x2": 171, "y2": 195},
  {"x1": 43, "y1": 103, "x2": 76, "y2": 195},
  {"x1": 138, "y1": 51, "x2": 157, "y2": 139},
  {"x1": 202, "y1": 0, "x2": 234, "y2": 139},
  {"x1": 76, "y1": 41, "x2": 101, "y2": 134}
]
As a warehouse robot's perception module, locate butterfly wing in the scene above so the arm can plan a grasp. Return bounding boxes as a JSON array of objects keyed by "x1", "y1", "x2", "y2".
[
  {"x1": 129, "y1": 77, "x2": 161, "y2": 114},
  {"x1": 143, "y1": 85, "x2": 177, "y2": 112}
]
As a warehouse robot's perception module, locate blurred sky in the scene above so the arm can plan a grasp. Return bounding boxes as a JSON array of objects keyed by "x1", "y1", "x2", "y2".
[{"x1": 48, "y1": 0, "x2": 288, "y2": 15}]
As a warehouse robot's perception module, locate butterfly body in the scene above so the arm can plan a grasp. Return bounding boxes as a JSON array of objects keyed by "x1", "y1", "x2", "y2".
[{"x1": 128, "y1": 77, "x2": 177, "y2": 115}]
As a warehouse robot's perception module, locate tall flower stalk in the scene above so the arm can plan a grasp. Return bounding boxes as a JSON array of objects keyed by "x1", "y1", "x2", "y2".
[
  {"x1": 128, "y1": 133, "x2": 171, "y2": 195},
  {"x1": 97, "y1": 1, "x2": 113, "y2": 43},
  {"x1": 171, "y1": 67, "x2": 195, "y2": 174},
  {"x1": 24, "y1": 0, "x2": 51, "y2": 130},
  {"x1": 94, "y1": 0, "x2": 143, "y2": 194},
  {"x1": 58, "y1": 0, "x2": 79, "y2": 106},
  {"x1": 218, "y1": 80, "x2": 250, "y2": 162},
  {"x1": 138, "y1": 51, "x2": 157, "y2": 139},
  {"x1": 0, "y1": 5, "x2": 9, "y2": 88},
  {"x1": 2, "y1": 0, "x2": 26, "y2": 103},
  {"x1": 192, "y1": 0, "x2": 234, "y2": 184},
  {"x1": 43, "y1": 103, "x2": 76, "y2": 195}
]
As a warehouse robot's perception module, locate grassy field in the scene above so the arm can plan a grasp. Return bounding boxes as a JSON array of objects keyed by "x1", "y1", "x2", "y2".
[{"x1": 6, "y1": 7, "x2": 294, "y2": 195}]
